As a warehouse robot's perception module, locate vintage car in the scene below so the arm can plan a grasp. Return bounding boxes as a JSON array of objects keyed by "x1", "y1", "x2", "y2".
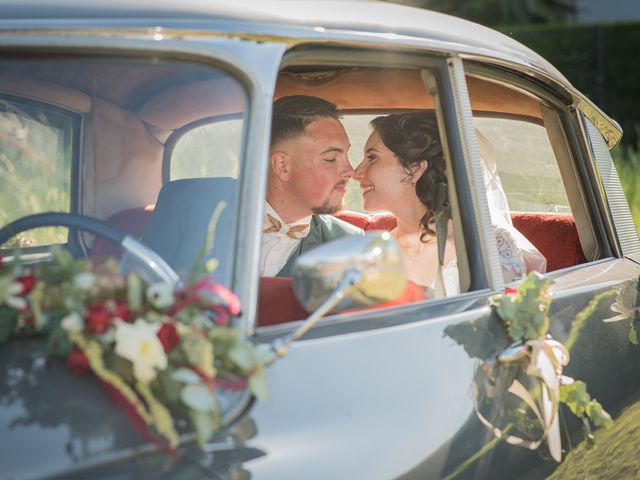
[{"x1": 1, "y1": 0, "x2": 639, "y2": 479}]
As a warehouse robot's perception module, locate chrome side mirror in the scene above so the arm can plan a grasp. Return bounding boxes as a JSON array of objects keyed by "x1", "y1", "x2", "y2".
[{"x1": 271, "y1": 231, "x2": 406, "y2": 357}]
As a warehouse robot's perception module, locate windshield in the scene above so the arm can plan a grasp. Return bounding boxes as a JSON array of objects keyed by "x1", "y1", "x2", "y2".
[{"x1": 0, "y1": 56, "x2": 247, "y2": 287}]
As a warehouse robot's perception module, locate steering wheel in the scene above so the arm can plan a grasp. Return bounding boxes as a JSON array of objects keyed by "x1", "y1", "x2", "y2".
[{"x1": 0, "y1": 212, "x2": 180, "y2": 286}]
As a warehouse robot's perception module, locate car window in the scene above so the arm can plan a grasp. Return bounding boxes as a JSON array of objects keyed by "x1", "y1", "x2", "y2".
[
  {"x1": 0, "y1": 97, "x2": 75, "y2": 248},
  {"x1": 169, "y1": 116, "x2": 243, "y2": 180},
  {"x1": 258, "y1": 64, "x2": 471, "y2": 330},
  {"x1": 473, "y1": 115, "x2": 570, "y2": 213},
  {"x1": 0, "y1": 57, "x2": 247, "y2": 287},
  {"x1": 466, "y1": 72, "x2": 592, "y2": 270}
]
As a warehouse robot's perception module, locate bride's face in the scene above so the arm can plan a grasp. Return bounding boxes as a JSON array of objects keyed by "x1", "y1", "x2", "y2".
[{"x1": 354, "y1": 130, "x2": 413, "y2": 212}]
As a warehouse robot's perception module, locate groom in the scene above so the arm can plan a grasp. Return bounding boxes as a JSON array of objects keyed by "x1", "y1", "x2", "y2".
[{"x1": 261, "y1": 95, "x2": 363, "y2": 277}]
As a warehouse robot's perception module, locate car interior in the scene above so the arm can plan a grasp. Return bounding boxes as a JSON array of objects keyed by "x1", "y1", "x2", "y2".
[{"x1": 0, "y1": 54, "x2": 594, "y2": 328}]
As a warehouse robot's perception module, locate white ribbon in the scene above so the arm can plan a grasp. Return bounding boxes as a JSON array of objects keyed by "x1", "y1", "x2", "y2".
[{"x1": 474, "y1": 338, "x2": 570, "y2": 462}]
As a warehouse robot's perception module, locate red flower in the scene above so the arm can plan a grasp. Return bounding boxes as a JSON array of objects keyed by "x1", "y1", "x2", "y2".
[
  {"x1": 113, "y1": 299, "x2": 133, "y2": 322},
  {"x1": 67, "y1": 348, "x2": 90, "y2": 375},
  {"x1": 504, "y1": 287, "x2": 519, "y2": 296},
  {"x1": 157, "y1": 323, "x2": 180, "y2": 352},
  {"x1": 209, "y1": 304, "x2": 229, "y2": 325},
  {"x1": 17, "y1": 274, "x2": 36, "y2": 295},
  {"x1": 86, "y1": 304, "x2": 112, "y2": 334}
]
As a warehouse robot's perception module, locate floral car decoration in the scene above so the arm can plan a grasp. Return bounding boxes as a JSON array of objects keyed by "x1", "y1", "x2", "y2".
[
  {"x1": 0, "y1": 248, "x2": 274, "y2": 451},
  {"x1": 447, "y1": 273, "x2": 613, "y2": 462}
]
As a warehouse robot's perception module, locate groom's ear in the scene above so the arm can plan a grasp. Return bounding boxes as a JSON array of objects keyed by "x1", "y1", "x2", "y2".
[{"x1": 271, "y1": 151, "x2": 291, "y2": 182}]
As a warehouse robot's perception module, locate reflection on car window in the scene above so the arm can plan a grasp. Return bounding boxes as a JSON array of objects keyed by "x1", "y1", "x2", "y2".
[{"x1": 0, "y1": 97, "x2": 74, "y2": 248}]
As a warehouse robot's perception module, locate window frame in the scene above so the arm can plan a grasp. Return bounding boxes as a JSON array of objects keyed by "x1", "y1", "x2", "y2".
[
  {"x1": 162, "y1": 112, "x2": 244, "y2": 183},
  {"x1": 462, "y1": 60, "x2": 612, "y2": 266},
  {"x1": 255, "y1": 46, "x2": 494, "y2": 336},
  {"x1": 0, "y1": 91, "x2": 81, "y2": 254}
]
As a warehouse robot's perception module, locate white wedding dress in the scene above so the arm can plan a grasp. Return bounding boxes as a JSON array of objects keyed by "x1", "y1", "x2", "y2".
[{"x1": 427, "y1": 226, "x2": 528, "y2": 298}]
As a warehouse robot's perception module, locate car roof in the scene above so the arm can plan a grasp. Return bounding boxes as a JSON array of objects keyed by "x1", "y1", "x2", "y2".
[
  {"x1": 0, "y1": 0, "x2": 564, "y2": 79},
  {"x1": 0, "y1": 0, "x2": 621, "y2": 146}
]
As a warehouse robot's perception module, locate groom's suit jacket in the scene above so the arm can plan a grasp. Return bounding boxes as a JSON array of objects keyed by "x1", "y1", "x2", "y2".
[{"x1": 276, "y1": 214, "x2": 364, "y2": 277}]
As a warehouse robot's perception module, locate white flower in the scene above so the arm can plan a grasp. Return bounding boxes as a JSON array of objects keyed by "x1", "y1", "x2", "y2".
[
  {"x1": 146, "y1": 283, "x2": 174, "y2": 309},
  {"x1": 4, "y1": 282, "x2": 27, "y2": 310},
  {"x1": 73, "y1": 272, "x2": 96, "y2": 291},
  {"x1": 114, "y1": 319, "x2": 167, "y2": 383},
  {"x1": 61, "y1": 312, "x2": 84, "y2": 333}
]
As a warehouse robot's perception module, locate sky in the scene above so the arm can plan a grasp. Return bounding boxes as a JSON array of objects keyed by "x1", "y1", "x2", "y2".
[{"x1": 576, "y1": 0, "x2": 640, "y2": 23}]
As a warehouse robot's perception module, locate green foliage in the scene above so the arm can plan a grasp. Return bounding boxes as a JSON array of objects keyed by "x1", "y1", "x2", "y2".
[
  {"x1": 560, "y1": 380, "x2": 614, "y2": 449},
  {"x1": 503, "y1": 22, "x2": 640, "y2": 150},
  {"x1": 388, "y1": 0, "x2": 574, "y2": 26},
  {"x1": 0, "y1": 100, "x2": 73, "y2": 247},
  {"x1": 493, "y1": 273, "x2": 551, "y2": 341}
]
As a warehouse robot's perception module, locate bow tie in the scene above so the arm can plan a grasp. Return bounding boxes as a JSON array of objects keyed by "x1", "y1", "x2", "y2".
[{"x1": 263, "y1": 213, "x2": 310, "y2": 240}]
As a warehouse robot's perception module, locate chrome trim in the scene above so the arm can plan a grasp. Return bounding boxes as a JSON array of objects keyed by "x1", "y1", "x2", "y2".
[
  {"x1": 446, "y1": 56, "x2": 503, "y2": 291},
  {"x1": 582, "y1": 116, "x2": 640, "y2": 256},
  {"x1": 579, "y1": 99, "x2": 623, "y2": 149}
]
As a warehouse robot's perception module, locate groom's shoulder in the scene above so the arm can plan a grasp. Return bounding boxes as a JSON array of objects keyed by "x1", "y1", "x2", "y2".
[{"x1": 313, "y1": 214, "x2": 364, "y2": 238}]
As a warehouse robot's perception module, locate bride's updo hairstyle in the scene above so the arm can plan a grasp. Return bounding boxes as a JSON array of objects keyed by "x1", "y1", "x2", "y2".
[{"x1": 370, "y1": 111, "x2": 447, "y2": 242}]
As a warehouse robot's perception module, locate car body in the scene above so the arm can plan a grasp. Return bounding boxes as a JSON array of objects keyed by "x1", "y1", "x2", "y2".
[{"x1": 1, "y1": 1, "x2": 640, "y2": 479}]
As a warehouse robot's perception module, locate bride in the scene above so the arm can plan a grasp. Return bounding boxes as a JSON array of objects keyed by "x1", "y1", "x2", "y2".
[{"x1": 354, "y1": 111, "x2": 545, "y2": 297}]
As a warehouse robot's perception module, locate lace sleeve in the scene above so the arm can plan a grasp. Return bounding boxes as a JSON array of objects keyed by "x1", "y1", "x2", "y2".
[{"x1": 494, "y1": 226, "x2": 526, "y2": 282}]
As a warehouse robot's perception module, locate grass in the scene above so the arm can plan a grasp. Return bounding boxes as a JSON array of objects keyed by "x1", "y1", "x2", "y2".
[{"x1": 545, "y1": 388, "x2": 640, "y2": 480}]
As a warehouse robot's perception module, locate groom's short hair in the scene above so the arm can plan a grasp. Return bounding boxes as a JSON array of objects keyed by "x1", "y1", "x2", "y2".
[{"x1": 270, "y1": 95, "x2": 342, "y2": 148}]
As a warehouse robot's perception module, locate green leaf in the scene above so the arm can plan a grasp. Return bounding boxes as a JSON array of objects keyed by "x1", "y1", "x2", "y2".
[
  {"x1": 181, "y1": 332, "x2": 209, "y2": 367},
  {"x1": 248, "y1": 368, "x2": 270, "y2": 401},
  {"x1": 228, "y1": 340, "x2": 255, "y2": 371},
  {"x1": 127, "y1": 273, "x2": 143, "y2": 311},
  {"x1": 155, "y1": 370, "x2": 182, "y2": 405},
  {"x1": 188, "y1": 409, "x2": 214, "y2": 447},
  {"x1": 181, "y1": 383, "x2": 216, "y2": 412},
  {"x1": 560, "y1": 380, "x2": 590, "y2": 417},
  {"x1": 171, "y1": 367, "x2": 202, "y2": 384},
  {"x1": 51, "y1": 245, "x2": 74, "y2": 270},
  {"x1": 254, "y1": 344, "x2": 277, "y2": 366},
  {"x1": 47, "y1": 327, "x2": 72, "y2": 356},
  {"x1": 104, "y1": 351, "x2": 135, "y2": 384},
  {"x1": 629, "y1": 326, "x2": 639, "y2": 345},
  {"x1": 586, "y1": 400, "x2": 614, "y2": 429}
]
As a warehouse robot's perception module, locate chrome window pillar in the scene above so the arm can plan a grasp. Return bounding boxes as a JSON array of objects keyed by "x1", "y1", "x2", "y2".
[{"x1": 445, "y1": 56, "x2": 504, "y2": 291}]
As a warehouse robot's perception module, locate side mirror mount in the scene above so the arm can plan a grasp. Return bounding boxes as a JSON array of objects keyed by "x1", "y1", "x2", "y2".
[{"x1": 271, "y1": 231, "x2": 406, "y2": 358}]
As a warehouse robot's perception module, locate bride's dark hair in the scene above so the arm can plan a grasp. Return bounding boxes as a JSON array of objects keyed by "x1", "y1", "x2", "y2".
[{"x1": 370, "y1": 111, "x2": 447, "y2": 242}]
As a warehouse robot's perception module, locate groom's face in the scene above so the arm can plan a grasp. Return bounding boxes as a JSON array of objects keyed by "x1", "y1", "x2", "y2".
[{"x1": 287, "y1": 117, "x2": 353, "y2": 215}]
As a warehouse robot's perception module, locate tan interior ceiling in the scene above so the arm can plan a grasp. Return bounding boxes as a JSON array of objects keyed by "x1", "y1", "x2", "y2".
[{"x1": 275, "y1": 68, "x2": 542, "y2": 119}]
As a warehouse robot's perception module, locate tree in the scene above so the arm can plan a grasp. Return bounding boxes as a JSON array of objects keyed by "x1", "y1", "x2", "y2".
[{"x1": 389, "y1": 0, "x2": 576, "y2": 27}]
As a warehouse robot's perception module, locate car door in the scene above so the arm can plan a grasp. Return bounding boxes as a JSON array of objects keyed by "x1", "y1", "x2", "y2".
[{"x1": 241, "y1": 48, "x2": 640, "y2": 480}]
